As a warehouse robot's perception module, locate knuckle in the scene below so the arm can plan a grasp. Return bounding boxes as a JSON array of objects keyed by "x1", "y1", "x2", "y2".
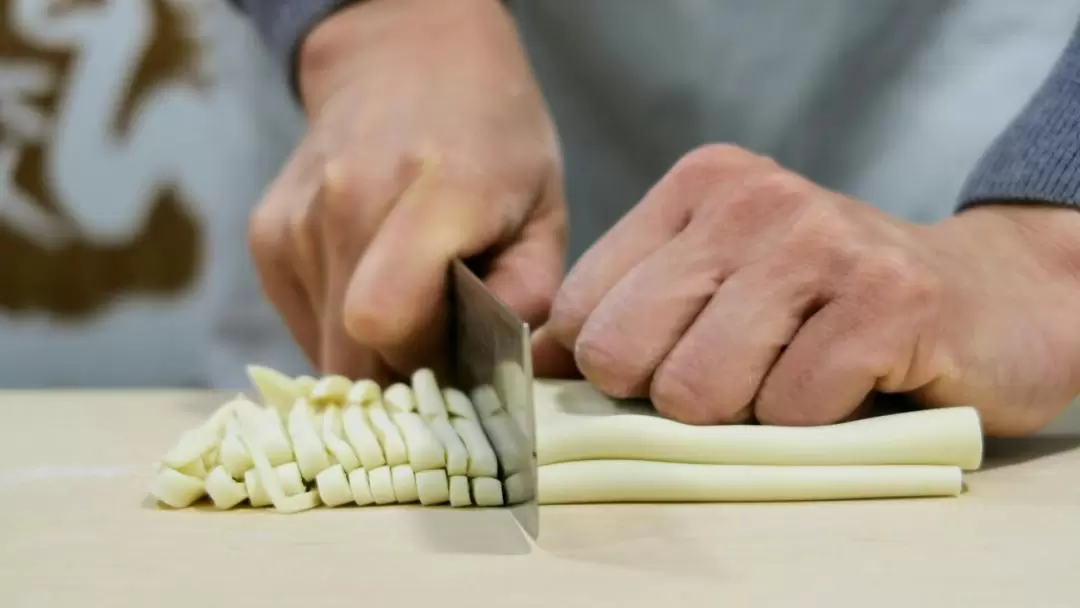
[
  {"x1": 669, "y1": 143, "x2": 762, "y2": 188},
  {"x1": 683, "y1": 142, "x2": 755, "y2": 166},
  {"x1": 784, "y1": 200, "x2": 861, "y2": 261},
  {"x1": 859, "y1": 248, "x2": 940, "y2": 303},
  {"x1": 694, "y1": 170, "x2": 819, "y2": 242},
  {"x1": 750, "y1": 170, "x2": 812, "y2": 203},
  {"x1": 321, "y1": 166, "x2": 369, "y2": 227},
  {"x1": 321, "y1": 153, "x2": 414, "y2": 230},
  {"x1": 248, "y1": 203, "x2": 285, "y2": 266},
  {"x1": 861, "y1": 248, "x2": 916, "y2": 282},
  {"x1": 285, "y1": 206, "x2": 311, "y2": 253},
  {"x1": 796, "y1": 198, "x2": 854, "y2": 240}
]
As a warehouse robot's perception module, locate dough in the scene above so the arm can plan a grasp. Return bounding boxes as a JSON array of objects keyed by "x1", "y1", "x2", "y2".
[
  {"x1": 471, "y1": 477, "x2": 504, "y2": 506},
  {"x1": 411, "y1": 368, "x2": 450, "y2": 420},
  {"x1": 428, "y1": 417, "x2": 469, "y2": 476},
  {"x1": 315, "y1": 464, "x2": 354, "y2": 507},
  {"x1": 366, "y1": 403, "x2": 408, "y2": 466},
  {"x1": 538, "y1": 460, "x2": 963, "y2": 504},
  {"x1": 391, "y1": 464, "x2": 419, "y2": 503},
  {"x1": 205, "y1": 466, "x2": 247, "y2": 509},
  {"x1": 286, "y1": 399, "x2": 331, "y2": 480},
  {"x1": 451, "y1": 417, "x2": 498, "y2": 478},
  {"x1": 311, "y1": 375, "x2": 352, "y2": 405},
  {"x1": 368, "y1": 466, "x2": 396, "y2": 505},
  {"x1": 149, "y1": 371, "x2": 985, "y2": 512},
  {"x1": 536, "y1": 388, "x2": 982, "y2": 470},
  {"x1": 348, "y1": 468, "x2": 375, "y2": 506},
  {"x1": 449, "y1": 475, "x2": 472, "y2": 507},
  {"x1": 341, "y1": 404, "x2": 386, "y2": 470},
  {"x1": 246, "y1": 365, "x2": 299, "y2": 415},
  {"x1": 383, "y1": 383, "x2": 416, "y2": 413},
  {"x1": 416, "y1": 469, "x2": 451, "y2": 505},
  {"x1": 391, "y1": 411, "x2": 445, "y2": 471},
  {"x1": 321, "y1": 405, "x2": 361, "y2": 472},
  {"x1": 442, "y1": 387, "x2": 479, "y2": 420},
  {"x1": 149, "y1": 468, "x2": 204, "y2": 508}
]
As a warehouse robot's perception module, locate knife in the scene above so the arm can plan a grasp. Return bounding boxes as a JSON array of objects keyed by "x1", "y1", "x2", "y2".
[{"x1": 447, "y1": 258, "x2": 539, "y2": 540}]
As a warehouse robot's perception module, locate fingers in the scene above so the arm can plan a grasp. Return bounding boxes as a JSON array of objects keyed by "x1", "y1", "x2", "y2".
[
  {"x1": 546, "y1": 144, "x2": 768, "y2": 356},
  {"x1": 319, "y1": 161, "x2": 405, "y2": 380},
  {"x1": 252, "y1": 261, "x2": 321, "y2": 368},
  {"x1": 569, "y1": 233, "x2": 726, "y2": 399},
  {"x1": 544, "y1": 173, "x2": 693, "y2": 351},
  {"x1": 249, "y1": 148, "x2": 323, "y2": 366},
  {"x1": 752, "y1": 302, "x2": 880, "y2": 425},
  {"x1": 482, "y1": 177, "x2": 567, "y2": 329},
  {"x1": 650, "y1": 255, "x2": 823, "y2": 424},
  {"x1": 288, "y1": 189, "x2": 326, "y2": 316},
  {"x1": 754, "y1": 298, "x2": 922, "y2": 426},
  {"x1": 342, "y1": 158, "x2": 524, "y2": 374},
  {"x1": 530, "y1": 326, "x2": 581, "y2": 379},
  {"x1": 755, "y1": 250, "x2": 937, "y2": 425},
  {"x1": 255, "y1": 146, "x2": 560, "y2": 381}
]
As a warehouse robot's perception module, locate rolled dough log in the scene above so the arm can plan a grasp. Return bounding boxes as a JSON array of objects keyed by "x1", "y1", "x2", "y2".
[
  {"x1": 537, "y1": 406, "x2": 983, "y2": 470},
  {"x1": 537, "y1": 460, "x2": 964, "y2": 504}
]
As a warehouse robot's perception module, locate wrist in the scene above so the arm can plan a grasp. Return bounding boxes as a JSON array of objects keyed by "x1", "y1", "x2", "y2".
[
  {"x1": 943, "y1": 204, "x2": 1080, "y2": 284},
  {"x1": 297, "y1": 0, "x2": 515, "y2": 113}
]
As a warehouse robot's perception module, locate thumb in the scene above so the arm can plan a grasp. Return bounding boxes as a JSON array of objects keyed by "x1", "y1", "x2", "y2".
[{"x1": 531, "y1": 325, "x2": 582, "y2": 379}]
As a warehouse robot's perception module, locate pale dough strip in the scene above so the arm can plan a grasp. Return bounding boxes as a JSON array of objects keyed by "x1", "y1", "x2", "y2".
[
  {"x1": 538, "y1": 407, "x2": 983, "y2": 470},
  {"x1": 246, "y1": 365, "x2": 300, "y2": 415},
  {"x1": 367, "y1": 402, "x2": 409, "y2": 466},
  {"x1": 411, "y1": 368, "x2": 449, "y2": 420},
  {"x1": 537, "y1": 460, "x2": 963, "y2": 504},
  {"x1": 322, "y1": 405, "x2": 361, "y2": 472}
]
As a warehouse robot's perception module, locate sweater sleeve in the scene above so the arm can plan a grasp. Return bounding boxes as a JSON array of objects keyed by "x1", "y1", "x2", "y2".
[
  {"x1": 226, "y1": 0, "x2": 351, "y2": 94},
  {"x1": 958, "y1": 20, "x2": 1080, "y2": 210}
]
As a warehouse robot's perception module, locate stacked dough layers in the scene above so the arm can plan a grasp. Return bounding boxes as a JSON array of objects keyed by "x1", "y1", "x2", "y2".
[
  {"x1": 535, "y1": 405, "x2": 984, "y2": 504},
  {"x1": 149, "y1": 366, "x2": 986, "y2": 511},
  {"x1": 149, "y1": 366, "x2": 531, "y2": 513}
]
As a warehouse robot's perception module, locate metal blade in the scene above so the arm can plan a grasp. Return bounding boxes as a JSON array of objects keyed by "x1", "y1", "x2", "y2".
[{"x1": 448, "y1": 259, "x2": 538, "y2": 539}]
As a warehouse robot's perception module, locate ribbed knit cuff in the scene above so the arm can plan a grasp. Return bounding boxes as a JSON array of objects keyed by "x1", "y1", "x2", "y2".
[
  {"x1": 958, "y1": 23, "x2": 1080, "y2": 210},
  {"x1": 230, "y1": 0, "x2": 352, "y2": 100}
]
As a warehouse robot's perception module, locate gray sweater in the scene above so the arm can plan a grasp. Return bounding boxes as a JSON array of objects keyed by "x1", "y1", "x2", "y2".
[{"x1": 228, "y1": 0, "x2": 1080, "y2": 211}]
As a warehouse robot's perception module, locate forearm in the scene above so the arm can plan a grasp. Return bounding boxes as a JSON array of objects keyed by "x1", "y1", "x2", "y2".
[
  {"x1": 951, "y1": 17, "x2": 1080, "y2": 286},
  {"x1": 226, "y1": 0, "x2": 350, "y2": 94},
  {"x1": 958, "y1": 20, "x2": 1080, "y2": 210},
  {"x1": 227, "y1": 0, "x2": 513, "y2": 102}
]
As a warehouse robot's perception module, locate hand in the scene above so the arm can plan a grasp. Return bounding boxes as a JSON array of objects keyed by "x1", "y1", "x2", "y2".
[
  {"x1": 532, "y1": 144, "x2": 1080, "y2": 436},
  {"x1": 249, "y1": 0, "x2": 566, "y2": 382}
]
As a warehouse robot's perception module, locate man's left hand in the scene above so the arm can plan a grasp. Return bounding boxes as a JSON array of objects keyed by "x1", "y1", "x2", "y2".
[{"x1": 532, "y1": 144, "x2": 1080, "y2": 436}]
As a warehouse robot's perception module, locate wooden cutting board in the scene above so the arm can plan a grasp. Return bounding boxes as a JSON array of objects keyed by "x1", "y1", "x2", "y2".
[{"x1": 2, "y1": 388, "x2": 1078, "y2": 607}]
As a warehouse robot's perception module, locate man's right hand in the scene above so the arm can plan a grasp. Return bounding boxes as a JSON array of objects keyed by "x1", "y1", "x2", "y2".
[{"x1": 249, "y1": 0, "x2": 566, "y2": 383}]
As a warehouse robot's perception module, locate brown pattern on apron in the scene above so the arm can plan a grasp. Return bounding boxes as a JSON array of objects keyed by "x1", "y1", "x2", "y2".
[{"x1": 0, "y1": 0, "x2": 204, "y2": 317}]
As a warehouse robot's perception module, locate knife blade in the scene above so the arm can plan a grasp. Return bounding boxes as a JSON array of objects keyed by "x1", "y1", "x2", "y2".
[{"x1": 447, "y1": 259, "x2": 539, "y2": 539}]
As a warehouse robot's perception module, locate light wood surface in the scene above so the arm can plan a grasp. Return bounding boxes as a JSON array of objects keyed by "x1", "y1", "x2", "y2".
[{"x1": 2, "y1": 389, "x2": 1079, "y2": 607}]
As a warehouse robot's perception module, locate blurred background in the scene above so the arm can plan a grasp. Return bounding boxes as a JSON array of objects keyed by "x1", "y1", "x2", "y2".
[
  {"x1": 1, "y1": 0, "x2": 310, "y2": 388},
  {"x1": 0, "y1": 0, "x2": 1078, "y2": 430}
]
